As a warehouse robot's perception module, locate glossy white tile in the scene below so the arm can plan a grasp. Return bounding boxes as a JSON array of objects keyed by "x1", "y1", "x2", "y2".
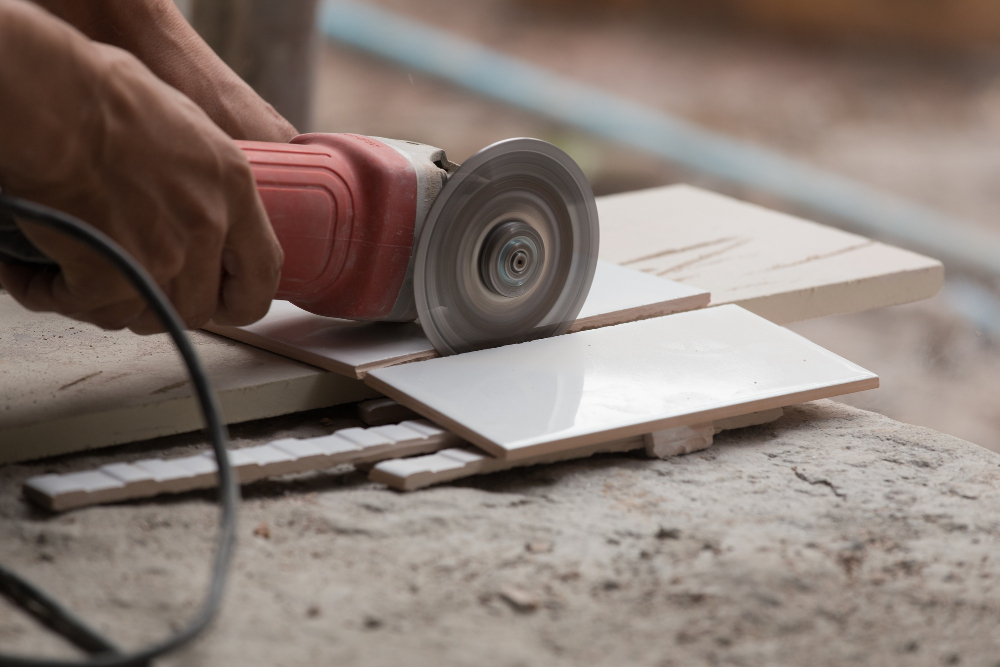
[{"x1": 366, "y1": 305, "x2": 878, "y2": 460}]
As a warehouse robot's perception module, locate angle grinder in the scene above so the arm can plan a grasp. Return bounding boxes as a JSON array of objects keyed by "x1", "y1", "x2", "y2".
[{"x1": 0, "y1": 134, "x2": 600, "y2": 355}]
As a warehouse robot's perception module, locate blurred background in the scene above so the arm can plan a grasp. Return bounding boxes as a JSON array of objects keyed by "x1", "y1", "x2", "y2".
[{"x1": 182, "y1": 0, "x2": 1000, "y2": 450}]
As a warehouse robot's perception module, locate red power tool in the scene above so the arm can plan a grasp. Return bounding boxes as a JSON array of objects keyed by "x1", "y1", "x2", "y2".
[
  {"x1": 236, "y1": 134, "x2": 598, "y2": 354},
  {"x1": 0, "y1": 134, "x2": 599, "y2": 355}
]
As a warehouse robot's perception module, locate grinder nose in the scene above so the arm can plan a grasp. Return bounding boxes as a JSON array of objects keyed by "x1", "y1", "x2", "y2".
[
  {"x1": 480, "y1": 220, "x2": 545, "y2": 298},
  {"x1": 414, "y1": 137, "x2": 599, "y2": 356}
]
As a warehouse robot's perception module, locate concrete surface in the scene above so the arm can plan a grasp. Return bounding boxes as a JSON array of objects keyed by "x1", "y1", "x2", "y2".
[{"x1": 2, "y1": 399, "x2": 1000, "y2": 666}]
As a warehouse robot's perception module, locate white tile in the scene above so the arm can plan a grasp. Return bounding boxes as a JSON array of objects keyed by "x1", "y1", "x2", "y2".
[
  {"x1": 366, "y1": 305, "x2": 878, "y2": 460},
  {"x1": 271, "y1": 438, "x2": 328, "y2": 459},
  {"x1": 312, "y1": 434, "x2": 363, "y2": 456},
  {"x1": 100, "y1": 463, "x2": 155, "y2": 485},
  {"x1": 336, "y1": 427, "x2": 394, "y2": 449},
  {"x1": 439, "y1": 448, "x2": 488, "y2": 464},
  {"x1": 175, "y1": 456, "x2": 219, "y2": 476},
  {"x1": 204, "y1": 261, "x2": 708, "y2": 378},
  {"x1": 225, "y1": 449, "x2": 265, "y2": 468},
  {"x1": 22, "y1": 421, "x2": 463, "y2": 511},
  {"x1": 249, "y1": 445, "x2": 297, "y2": 467},
  {"x1": 65, "y1": 471, "x2": 124, "y2": 494},
  {"x1": 399, "y1": 420, "x2": 445, "y2": 437},
  {"x1": 369, "y1": 437, "x2": 643, "y2": 491},
  {"x1": 368, "y1": 423, "x2": 427, "y2": 444},
  {"x1": 134, "y1": 459, "x2": 191, "y2": 483},
  {"x1": 569, "y1": 261, "x2": 708, "y2": 331}
]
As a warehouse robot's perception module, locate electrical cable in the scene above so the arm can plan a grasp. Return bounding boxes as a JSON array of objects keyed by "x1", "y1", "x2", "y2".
[{"x1": 0, "y1": 193, "x2": 239, "y2": 667}]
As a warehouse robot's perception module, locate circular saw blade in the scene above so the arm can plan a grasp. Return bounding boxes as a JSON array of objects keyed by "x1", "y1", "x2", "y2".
[{"x1": 414, "y1": 138, "x2": 599, "y2": 356}]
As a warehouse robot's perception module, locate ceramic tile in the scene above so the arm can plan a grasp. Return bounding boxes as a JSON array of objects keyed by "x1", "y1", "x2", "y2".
[
  {"x1": 7, "y1": 186, "x2": 940, "y2": 466},
  {"x1": 23, "y1": 420, "x2": 463, "y2": 512},
  {"x1": 336, "y1": 427, "x2": 394, "y2": 448},
  {"x1": 204, "y1": 260, "x2": 709, "y2": 378},
  {"x1": 271, "y1": 438, "x2": 328, "y2": 458},
  {"x1": 369, "y1": 423, "x2": 427, "y2": 444},
  {"x1": 366, "y1": 305, "x2": 878, "y2": 460},
  {"x1": 369, "y1": 408, "x2": 785, "y2": 491},
  {"x1": 568, "y1": 260, "x2": 708, "y2": 331},
  {"x1": 369, "y1": 437, "x2": 642, "y2": 491},
  {"x1": 597, "y1": 185, "x2": 942, "y2": 323}
]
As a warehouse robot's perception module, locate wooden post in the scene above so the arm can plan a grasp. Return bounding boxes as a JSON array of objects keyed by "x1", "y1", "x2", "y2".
[{"x1": 189, "y1": 0, "x2": 318, "y2": 132}]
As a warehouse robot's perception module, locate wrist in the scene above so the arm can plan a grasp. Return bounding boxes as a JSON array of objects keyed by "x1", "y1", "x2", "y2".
[{"x1": 0, "y1": 1, "x2": 108, "y2": 193}]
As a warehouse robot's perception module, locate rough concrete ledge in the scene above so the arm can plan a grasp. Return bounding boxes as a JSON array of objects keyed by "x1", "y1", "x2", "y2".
[{"x1": 1, "y1": 400, "x2": 999, "y2": 666}]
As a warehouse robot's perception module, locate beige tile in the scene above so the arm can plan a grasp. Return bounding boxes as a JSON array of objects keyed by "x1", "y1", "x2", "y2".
[
  {"x1": 366, "y1": 305, "x2": 878, "y2": 460},
  {"x1": 598, "y1": 185, "x2": 942, "y2": 323},
  {"x1": 0, "y1": 295, "x2": 376, "y2": 465}
]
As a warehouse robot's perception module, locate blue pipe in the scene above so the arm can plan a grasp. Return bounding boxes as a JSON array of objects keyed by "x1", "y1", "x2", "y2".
[{"x1": 318, "y1": 0, "x2": 1000, "y2": 277}]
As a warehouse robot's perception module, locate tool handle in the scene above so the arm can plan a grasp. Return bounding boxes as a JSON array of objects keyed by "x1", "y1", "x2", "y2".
[
  {"x1": 0, "y1": 135, "x2": 418, "y2": 322},
  {"x1": 238, "y1": 133, "x2": 419, "y2": 320}
]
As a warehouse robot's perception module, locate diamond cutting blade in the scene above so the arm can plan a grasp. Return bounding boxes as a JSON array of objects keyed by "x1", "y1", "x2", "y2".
[{"x1": 414, "y1": 138, "x2": 599, "y2": 356}]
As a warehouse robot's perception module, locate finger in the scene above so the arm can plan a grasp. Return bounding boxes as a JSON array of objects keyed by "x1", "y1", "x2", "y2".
[
  {"x1": 0, "y1": 261, "x2": 149, "y2": 329},
  {"x1": 126, "y1": 244, "x2": 225, "y2": 336},
  {"x1": 0, "y1": 262, "x2": 51, "y2": 311},
  {"x1": 71, "y1": 298, "x2": 147, "y2": 331},
  {"x1": 0, "y1": 262, "x2": 66, "y2": 313},
  {"x1": 211, "y1": 201, "x2": 282, "y2": 327},
  {"x1": 14, "y1": 221, "x2": 148, "y2": 309}
]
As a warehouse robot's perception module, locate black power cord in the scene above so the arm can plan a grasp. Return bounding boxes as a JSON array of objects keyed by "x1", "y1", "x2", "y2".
[{"x1": 0, "y1": 194, "x2": 239, "y2": 667}]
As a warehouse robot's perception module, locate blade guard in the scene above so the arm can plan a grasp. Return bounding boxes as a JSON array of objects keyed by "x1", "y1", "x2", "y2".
[{"x1": 238, "y1": 134, "x2": 418, "y2": 321}]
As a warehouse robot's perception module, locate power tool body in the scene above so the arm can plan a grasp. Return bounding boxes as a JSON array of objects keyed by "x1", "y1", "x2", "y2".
[{"x1": 0, "y1": 134, "x2": 600, "y2": 355}]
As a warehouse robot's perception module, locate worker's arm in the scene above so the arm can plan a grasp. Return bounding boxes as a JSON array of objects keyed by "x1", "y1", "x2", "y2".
[
  {"x1": 32, "y1": 0, "x2": 298, "y2": 143},
  {"x1": 0, "y1": 0, "x2": 283, "y2": 333}
]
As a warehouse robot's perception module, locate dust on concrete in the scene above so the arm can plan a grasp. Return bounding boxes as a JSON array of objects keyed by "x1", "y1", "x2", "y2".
[{"x1": 2, "y1": 401, "x2": 1000, "y2": 666}]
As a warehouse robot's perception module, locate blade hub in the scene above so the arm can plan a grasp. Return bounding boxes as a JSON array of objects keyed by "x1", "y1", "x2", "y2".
[
  {"x1": 480, "y1": 221, "x2": 545, "y2": 298},
  {"x1": 414, "y1": 138, "x2": 599, "y2": 355}
]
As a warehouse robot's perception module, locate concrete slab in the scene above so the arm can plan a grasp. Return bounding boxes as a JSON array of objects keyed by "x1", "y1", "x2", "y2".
[{"x1": 1, "y1": 401, "x2": 997, "y2": 665}]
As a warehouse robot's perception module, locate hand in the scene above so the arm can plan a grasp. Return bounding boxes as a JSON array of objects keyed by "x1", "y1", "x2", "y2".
[
  {"x1": 33, "y1": 0, "x2": 299, "y2": 144},
  {"x1": 0, "y1": 0, "x2": 283, "y2": 333}
]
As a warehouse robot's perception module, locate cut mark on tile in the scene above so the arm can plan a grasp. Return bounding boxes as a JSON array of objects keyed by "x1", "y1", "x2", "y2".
[
  {"x1": 365, "y1": 305, "x2": 877, "y2": 461},
  {"x1": 58, "y1": 371, "x2": 102, "y2": 392},
  {"x1": 204, "y1": 260, "x2": 709, "y2": 378}
]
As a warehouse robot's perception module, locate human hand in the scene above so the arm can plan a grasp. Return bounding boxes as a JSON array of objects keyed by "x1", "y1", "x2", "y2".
[
  {"x1": 33, "y1": 0, "x2": 299, "y2": 143},
  {"x1": 0, "y1": 0, "x2": 283, "y2": 333}
]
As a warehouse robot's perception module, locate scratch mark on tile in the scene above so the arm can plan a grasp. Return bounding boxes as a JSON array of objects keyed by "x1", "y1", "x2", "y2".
[
  {"x1": 656, "y1": 239, "x2": 751, "y2": 276},
  {"x1": 762, "y1": 241, "x2": 875, "y2": 273},
  {"x1": 58, "y1": 371, "x2": 102, "y2": 391},
  {"x1": 620, "y1": 237, "x2": 740, "y2": 266},
  {"x1": 151, "y1": 380, "x2": 187, "y2": 395}
]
